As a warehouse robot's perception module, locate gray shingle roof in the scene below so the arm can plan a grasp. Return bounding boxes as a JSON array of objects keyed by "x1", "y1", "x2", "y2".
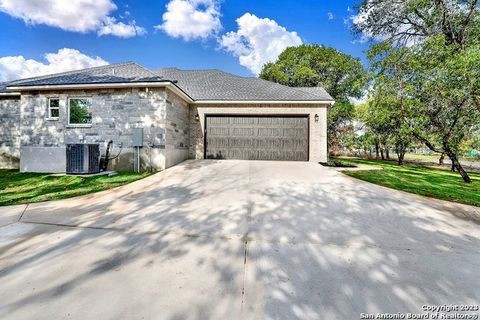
[
  {"x1": 0, "y1": 82, "x2": 19, "y2": 96},
  {"x1": 155, "y1": 68, "x2": 334, "y2": 102},
  {"x1": 4, "y1": 62, "x2": 334, "y2": 102},
  {"x1": 7, "y1": 62, "x2": 165, "y2": 87},
  {"x1": 296, "y1": 87, "x2": 333, "y2": 100},
  {"x1": 0, "y1": 83, "x2": 8, "y2": 93}
]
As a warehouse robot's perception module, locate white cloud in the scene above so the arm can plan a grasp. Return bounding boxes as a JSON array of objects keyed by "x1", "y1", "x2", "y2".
[
  {"x1": 98, "y1": 17, "x2": 147, "y2": 38},
  {"x1": 0, "y1": 48, "x2": 108, "y2": 82},
  {"x1": 347, "y1": 7, "x2": 385, "y2": 44},
  {"x1": 156, "y1": 0, "x2": 221, "y2": 41},
  {"x1": 0, "y1": 0, "x2": 146, "y2": 38},
  {"x1": 220, "y1": 13, "x2": 302, "y2": 75},
  {"x1": 328, "y1": 12, "x2": 334, "y2": 20}
]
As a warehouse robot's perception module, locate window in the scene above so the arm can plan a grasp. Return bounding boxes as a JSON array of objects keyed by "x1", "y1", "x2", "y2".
[
  {"x1": 68, "y1": 98, "x2": 93, "y2": 125},
  {"x1": 48, "y1": 98, "x2": 60, "y2": 119}
]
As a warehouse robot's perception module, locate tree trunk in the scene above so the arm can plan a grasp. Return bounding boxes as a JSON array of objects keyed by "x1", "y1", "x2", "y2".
[
  {"x1": 375, "y1": 142, "x2": 380, "y2": 159},
  {"x1": 439, "y1": 152, "x2": 445, "y2": 165},
  {"x1": 412, "y1": 132, "x2": 471, "y2": 182},
  {"x1": 386, "y1": 149, "x2": 390, "y2": 160},
  {"x1": 397, "y1": 151, "x2": 405, "y2": 165},
  {"x1": 380, "y1": 149, "x2": 385, "y2": 160},
  {"x1": 446, "y1": 151, "x2": 471, "y2": 183}
]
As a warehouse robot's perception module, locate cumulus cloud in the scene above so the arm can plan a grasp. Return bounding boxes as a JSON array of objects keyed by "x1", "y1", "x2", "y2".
[
  {"x1": 328, "y1": 12, "x2": 334, "y2": 20},
  {"x1": 156, "y1": 0, "x2": 221, "y2": 41},
  {"x1": 0, "y1": 48, "x2": 108, "y2": 82},
  {"x1": 220, "y1": 13, "x2": 302, "y2": 75},
  {"x1": 0, "y1": 0, "x2": 146, "y2": 38},
  {"x1": 98, "y1": 17, "x2": 146, "y2": 38}
]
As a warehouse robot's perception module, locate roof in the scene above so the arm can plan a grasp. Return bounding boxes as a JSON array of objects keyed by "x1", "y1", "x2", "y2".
[
  {"x1": 0, "y1": 82, "x2": 20, "y2": 96},
  {"x1": 0, "y1": 83, "x2": 8, "y2": 93},
  {"x1": 296, "y1": 87, "x2": 332, "y2": 100},
  {"x1": 155, "y1": 68, "x2": 334, "y2": 102},
  {"x1": 7, "y1": 62, "x2": 166, "y2": 87},
  {"x1": 4, "y1": 62, "x2": 334, "y2": 103}
]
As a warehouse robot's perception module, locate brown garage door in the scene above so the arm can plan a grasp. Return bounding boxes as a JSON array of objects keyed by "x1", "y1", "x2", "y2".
[{"x1": 205, "y1": 115, "x2": 309, "y2": 161}]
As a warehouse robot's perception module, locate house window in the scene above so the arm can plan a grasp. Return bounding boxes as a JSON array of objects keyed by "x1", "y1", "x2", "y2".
[
  {"x1": 68, "y1": 98, "x2": 93, "y2": 125},
  {"x1": 48, "y1": 98, "x2": 60, "y2": 119}
]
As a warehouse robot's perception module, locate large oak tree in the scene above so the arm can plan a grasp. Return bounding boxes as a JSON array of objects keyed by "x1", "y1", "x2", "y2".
[
  {"x1": 356, "y1": 0, "x2": 480, "y2": 182},
  {"x1": 259, "y1": 45, "x2": 367, "y2": 150}
]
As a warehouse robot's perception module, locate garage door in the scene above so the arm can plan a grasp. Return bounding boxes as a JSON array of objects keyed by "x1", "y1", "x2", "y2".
[{"x1": 205, "y1": 115, "x2": 309, "y2": 161}]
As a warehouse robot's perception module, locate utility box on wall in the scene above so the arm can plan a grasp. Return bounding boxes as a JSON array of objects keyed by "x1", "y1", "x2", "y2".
[{"x1": 132, "y1": 128, "x2": 143, "y2": 147}]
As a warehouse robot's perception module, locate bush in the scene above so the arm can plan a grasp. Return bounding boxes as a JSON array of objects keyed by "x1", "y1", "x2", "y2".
[{"x1": 320, "y1": 160, "x2": 357, "y2": 168}]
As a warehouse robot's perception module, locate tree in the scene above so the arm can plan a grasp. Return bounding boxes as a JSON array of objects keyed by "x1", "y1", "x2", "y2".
[
  {"x1": 259, "y1": 45, "x2": 368, "y2": 150},
  {"x1": 353, "y1": 0, "x2": 480, "y2": 48},
  {"x1": 356, "y1": 98, "x2": 413, "y2": 165},
  {"x1": 368, "y1": 37, "x2": 480, "y2": 182},
  {"x1": 356, "y1": 0, "x2": 480, "y2": 183}
]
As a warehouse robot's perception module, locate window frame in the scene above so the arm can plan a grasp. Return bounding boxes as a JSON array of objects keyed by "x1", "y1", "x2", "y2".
[
  {"x1": 67, "y1": 96, "x2": 93, "y2": 127},
  {"x1": 46, "y1": 97, "x2": 60, "y2": 120}
]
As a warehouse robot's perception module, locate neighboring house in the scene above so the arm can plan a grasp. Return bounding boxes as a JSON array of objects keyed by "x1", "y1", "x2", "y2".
[{"x1": 0, "y1": 62, "x2": 333, "y2": 173}]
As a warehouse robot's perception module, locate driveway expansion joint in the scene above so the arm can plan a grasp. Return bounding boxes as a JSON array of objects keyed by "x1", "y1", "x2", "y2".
[
  {"x1": 240, "y1": 239, "x2": 249, "y2": 313},
  {"x1": 19, "y1": 221, "x2": 125, "y2": 232},
  {"x1": 17, "y1": 204, "x2": 29, "y2": 222}
]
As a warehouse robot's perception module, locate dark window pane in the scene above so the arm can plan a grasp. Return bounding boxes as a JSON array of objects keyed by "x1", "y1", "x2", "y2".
[
  {"x1": 69, "y1": 98, "x2": 92, "y2": 124},
  {"x1": 49, "y1": 99, "x2": 59, "y2": 109},
  {"x1": 50, "y1": 108, "x2": 59, "y2": 118}
]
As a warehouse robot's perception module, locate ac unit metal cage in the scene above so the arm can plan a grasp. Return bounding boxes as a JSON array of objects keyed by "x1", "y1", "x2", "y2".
[{"x1": 66, "y1": 144, "x2": 100, "y2": 174}]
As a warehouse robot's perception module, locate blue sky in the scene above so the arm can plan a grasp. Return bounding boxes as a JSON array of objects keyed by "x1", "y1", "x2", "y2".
[{"x1": 0, "y1": 0, "x2": 367, "y2": 80}]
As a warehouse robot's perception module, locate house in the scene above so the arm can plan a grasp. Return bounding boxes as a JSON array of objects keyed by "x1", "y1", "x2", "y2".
[{"x1": 0, "y1": 62, "x2": 334, "y2": 173}]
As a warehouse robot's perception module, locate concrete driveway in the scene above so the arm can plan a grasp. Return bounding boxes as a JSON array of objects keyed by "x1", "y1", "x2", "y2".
[{"x1": 1, "y1": 160, "x2": 479, "y2": 320}]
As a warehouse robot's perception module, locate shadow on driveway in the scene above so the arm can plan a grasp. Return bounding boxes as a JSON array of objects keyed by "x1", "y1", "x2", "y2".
[{"x1": 0, "y1": 160, "x2": 479, "y2": 319}]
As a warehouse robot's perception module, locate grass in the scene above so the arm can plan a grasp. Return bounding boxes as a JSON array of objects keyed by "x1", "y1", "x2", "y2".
[
  {"x1": 404, "y1": 152, "x2": 479, "y2": 163},
  {"x1": 336, "y1": 158, "x2": 480, "y2": 207},
  {"x1": 0, "y1": 170, "x2": 151, "y2": 206}
]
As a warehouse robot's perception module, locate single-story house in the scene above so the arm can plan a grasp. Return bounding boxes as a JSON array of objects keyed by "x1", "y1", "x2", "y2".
[{"x1": 0, "y1": 62, "x2": 334, "y2": 173}]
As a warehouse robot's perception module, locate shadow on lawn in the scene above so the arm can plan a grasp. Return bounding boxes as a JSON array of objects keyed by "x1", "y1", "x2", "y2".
[{"x1": 0, "y1": 160, "x2": 479, "y2": 319}]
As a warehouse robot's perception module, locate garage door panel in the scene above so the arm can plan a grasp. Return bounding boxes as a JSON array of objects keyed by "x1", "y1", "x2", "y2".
[
  {"x1": 208, "y1": 137, "x2": 229, "y2": 148},
  {"x1": 206, "y1": 116, "x2": 308, "y2": 161},
  {"x1": 232, "y1": 128, "x2": 256, "y2": 136},
  {"x1": 229, "y1": 138, "x2": 256, "y2": 148},
  {"x1": 208, "y1": 127, "x2": 229, "y2": 136},
  {"x1": 229, "y1": 149, "x2": 258, "y2": 159}
]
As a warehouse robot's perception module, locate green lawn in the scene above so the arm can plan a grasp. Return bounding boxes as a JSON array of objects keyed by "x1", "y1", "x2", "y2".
[
  {"x1": 336, "y1": 158, "x2": 480, "y2": 207},
  {"x1": 0, "y1": 170, "x2": 151, "y2": 206},
  {"x1": 403, "y1": 152, "x2": 479, "y2": 163}
]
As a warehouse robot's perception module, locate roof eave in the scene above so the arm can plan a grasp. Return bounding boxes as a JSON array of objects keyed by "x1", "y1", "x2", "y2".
[
  {"x1": 193, "y1": 100, "x2": 335, "y2": 105},
  {"x1": 0, "y1": 92, "x2": 21, "y2": 97},
  {"x1": 6, "y1": 81, "x2": 194, "y2": 103}
]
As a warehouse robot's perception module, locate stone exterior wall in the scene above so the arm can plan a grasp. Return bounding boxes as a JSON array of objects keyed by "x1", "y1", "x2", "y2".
[
  {"x1": 13, "y1": 86, "x2": 328, "y2": 171},
  {"x1": 165, "y1": 90, "x2": 190, "y2": 168},
  {"x1": 189, "y1": 104, "x2": 329, "y2": 163},
  {"x1": 19, "y1": 88, "x2": 169, "y2": 172},
  {"x1": 0, "y1": 97, "x2": 21, "y2": 168}
]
